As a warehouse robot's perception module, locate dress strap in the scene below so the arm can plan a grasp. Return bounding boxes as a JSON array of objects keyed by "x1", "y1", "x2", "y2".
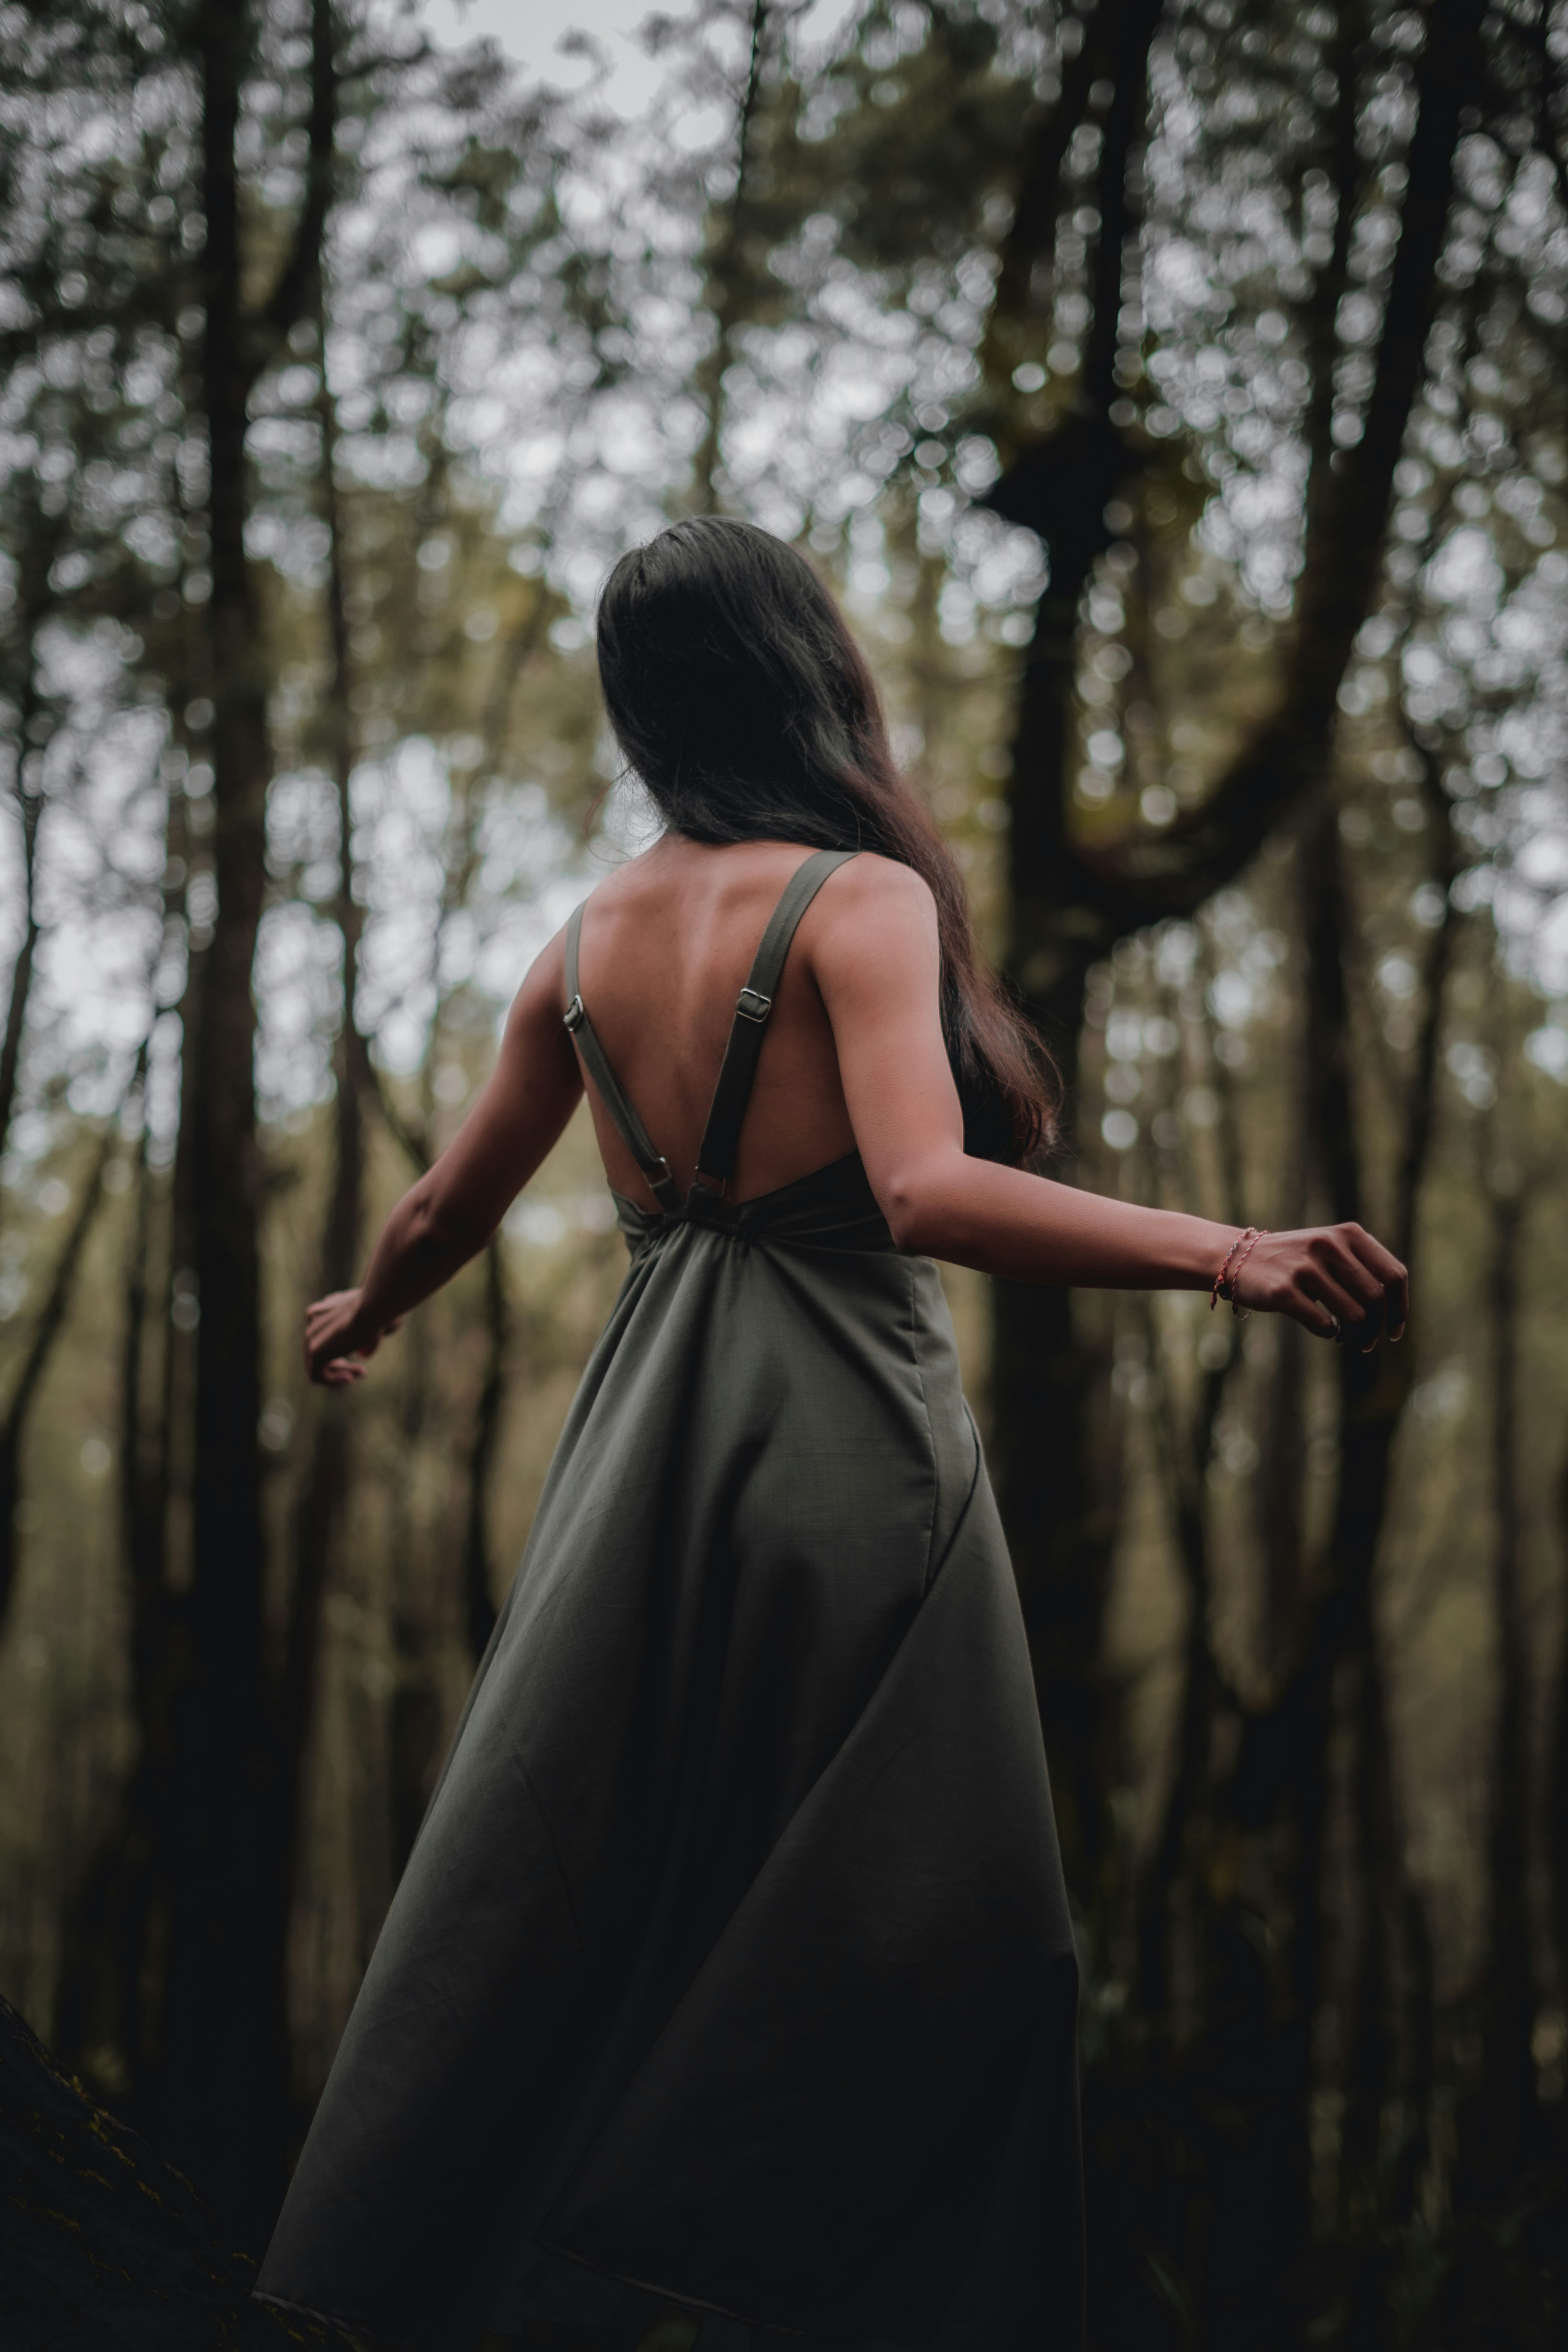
[
  {"x1": 692, "y1": 848, "x2": 857, "y2": 1197},
  {"x1": 563, "y1": 903, "x2": 687, "y2": 1216}
]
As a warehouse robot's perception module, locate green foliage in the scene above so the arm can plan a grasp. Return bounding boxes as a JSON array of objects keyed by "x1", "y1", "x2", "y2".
[{"x1": 793, "y1": 1, "x2": 1028, "y2": 276}]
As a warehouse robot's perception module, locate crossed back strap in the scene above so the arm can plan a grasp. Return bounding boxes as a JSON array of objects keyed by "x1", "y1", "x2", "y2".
[{"x1": 563, "y1": 847, "x2": 855, "y2": 1214}]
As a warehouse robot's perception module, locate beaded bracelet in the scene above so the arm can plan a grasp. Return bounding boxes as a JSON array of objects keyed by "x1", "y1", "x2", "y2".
[{"x1": 1210, "y1": 1226, "x2": 1268, "y2": 1317}]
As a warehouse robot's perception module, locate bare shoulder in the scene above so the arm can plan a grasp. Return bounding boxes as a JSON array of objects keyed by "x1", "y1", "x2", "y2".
[
  {"x1": 809, "y1": 851, "x2": 938, "y2": 952},
  {"x1": 506, "y1": 919, "x2": 570, "y2": 1039},
  {"x1": 578, "y1": 843, "x2": 664, "y2": 910},
  {"x1": 522, "y1": 918, "x2": 569, "y2": 992},
  {"x1": 515, "y1": 843, "x2": 674, "y2": 1011}
]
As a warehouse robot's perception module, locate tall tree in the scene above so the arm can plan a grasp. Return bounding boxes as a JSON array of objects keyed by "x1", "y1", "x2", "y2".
[
  {"x1": 1470, "y1": 1068, "x2": 1544, "y2": 2185},
  {"x1": 690, "y1": 0, "x2": 773, "y2": 512},
  {"x1": 985, "y1": 0, "x2": 1168, "y2": 1908},
  {"x1": 279, "y1": 0, "x2": 370, "y2": 2033},
  {"x1": 150, "y1": 0, "x2": 340, "y2": 2220},
  {"x1": 981, "y1": 0, "x2": 1489, "y2": 1917}
]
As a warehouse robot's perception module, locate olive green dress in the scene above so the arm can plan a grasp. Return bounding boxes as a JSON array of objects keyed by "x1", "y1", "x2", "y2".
[{"x1": 256, "y1": 852, "x2": 1083, "y2": 2352}]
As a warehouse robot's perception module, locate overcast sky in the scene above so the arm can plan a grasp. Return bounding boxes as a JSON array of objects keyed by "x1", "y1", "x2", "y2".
[
  {"x1": 419, "y1": 0, "x2": 868, "y2": 115},
  {"x1": 420, "y1": 0, "x2": 685, "y2": 115}
]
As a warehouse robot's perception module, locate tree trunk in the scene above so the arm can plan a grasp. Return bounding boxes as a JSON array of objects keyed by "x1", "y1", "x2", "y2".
[
  {"x1": 988, "y1": 0, "x2": 1486, "y2": 2023},
  {"x1": 461, "y1": 1240, "x2": 507, "y2": 1663},
  {"x1": 55, "y1": 789, "x2": 198, "y2": 2093},
  {"x1": 151, "y1": 0, "x2": 284, "y2": 2223},
  {"x1": 53, "y1": 1055, "x2": 171, "y2": 2087},
  {"x1": 690, "y1": 0, "x2": 771, "y2": 513},
  {"x1": 1256, "y1": 798, "x2": 1426, "y2": 2312},
  {"x1": 281, "y1": 210, "x2": 368, "y2": 1992},
  {"x1": 1134, "y1": 1305, "x2": 1234, "y2": 2027},
  {"x1": 1551, "y1": 1423, "x2": 1568, "y2": 2091},
  {"x1": 1472, "y1": 1178, "x2": 1539, "y2": 2184},
  {"x1": 0, "y1": 681, "x2": 47, "y2": 1632},
  {"x1": 1340, "y1": 1642, "x2": 1402, "y2": 2261},
  {"x1": 389, "y1": 1314, "x2": 440, "y2": 1881},
  {"x1": 0, "y1": 718, "x2": 42, "y2": 1173},
  {"x1": 1259, "y1": 1310, "x2": 1309, "y2": 1677},
  {"x1": 0, "y1": 1116, "x2": 122, "y2": 1629},
  {"x1": 1217, "y1": 677, "x2": 1459, "y2": 2290},
  {"x1": 146, "y1": 0, "x2": 347, "y2": 2216},
  {"x1": 990, "y1": 0, "x2": 1166, "y2": 1918},
  {"x1": 1294, "y1": 796, "x2": 1377, "y2": 2203},
  {"x1": 0, "y1": 914, "x2": 38, "y2": 1190}
]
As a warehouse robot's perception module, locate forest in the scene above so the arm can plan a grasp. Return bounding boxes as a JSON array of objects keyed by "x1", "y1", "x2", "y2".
[{"x1": 1, "y1": 0, "x2": 1567, "y2": 2345}]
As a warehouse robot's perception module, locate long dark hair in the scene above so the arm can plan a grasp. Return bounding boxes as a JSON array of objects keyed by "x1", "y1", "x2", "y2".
[{"x1": 596, "y1": 515, "x2": 1056, "y2": 1165}]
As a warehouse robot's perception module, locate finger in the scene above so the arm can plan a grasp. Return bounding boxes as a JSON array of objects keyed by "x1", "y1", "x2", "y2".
[
  {"x1": 1345, "y1": 1251, "x2": 1401, "y2": 1345},
  {"x1": 1321, "y1": 1241, "x2": 1385, "y2": 1312},
  {"x1": 306, "y1": 1291, "x2": 355, "y2": 1327},
  {"x1": 1285, "y1": 1286, "x2": 1340, "y2": 1341},
  {"x1": 1378, "y1": 1264, "x2": 1409, "y2": 1342},
  {"x1": 1344, "y1": 1227, "x2": 1407, "y2": 1286},
  {"x1": 1303, "y1": 1268, "x2": 1368, "y2": 1328},
  {"x1": 321, "y1": 1356, "x2": 366, "y2": 1387},
  {"x1": 1344, "y1": 1233, "x2": 1410, "y2": 1339}
]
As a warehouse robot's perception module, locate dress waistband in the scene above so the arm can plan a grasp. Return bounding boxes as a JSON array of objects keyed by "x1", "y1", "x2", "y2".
[{"x1": 613, "y1": 1150, "x2": 899, "y2": 1258}]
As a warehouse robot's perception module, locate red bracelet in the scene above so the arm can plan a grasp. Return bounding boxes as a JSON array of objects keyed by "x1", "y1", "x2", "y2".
[
  {"x1": 1214, "y1": 1226, "x2": 1268, "y2": 1318},
  {"x1": 1210, "y1": 1229, "x2": 1253, "y2": 1311}
]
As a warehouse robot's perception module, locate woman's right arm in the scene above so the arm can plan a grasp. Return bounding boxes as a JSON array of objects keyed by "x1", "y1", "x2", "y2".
[
  {"x1": 304, "y1": 931, "x2": 584, "y2": 1385},
  {"x1": 813, "y1": 858, "x2": 1407, "y2": 1343}
]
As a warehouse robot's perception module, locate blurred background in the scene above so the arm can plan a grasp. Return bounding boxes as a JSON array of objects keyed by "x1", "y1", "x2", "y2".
[{"x1": 1, "y1": 0, "x2": 1566, "y2": 2344}]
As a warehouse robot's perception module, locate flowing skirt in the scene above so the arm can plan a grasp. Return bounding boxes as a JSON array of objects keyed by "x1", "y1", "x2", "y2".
[{"x1": 257, "y1": 1156, "x2": 1083, "y2": 2352}]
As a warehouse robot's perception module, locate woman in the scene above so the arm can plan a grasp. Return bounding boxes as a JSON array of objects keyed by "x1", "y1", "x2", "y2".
[{"x1": 256, "y1": 518, "x2": 1407, "y2": 2352}]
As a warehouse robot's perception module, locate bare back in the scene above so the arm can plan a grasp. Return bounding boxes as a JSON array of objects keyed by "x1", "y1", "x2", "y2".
[
  {"x1": 309, "y1": 814, "x2": 1410, "y2": 1389},
  {"x1": 568, "y1": 836, "x2": 860, "y2": 1208}
]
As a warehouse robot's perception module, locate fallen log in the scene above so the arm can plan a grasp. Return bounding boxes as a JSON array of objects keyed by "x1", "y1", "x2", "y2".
[{"x1": 0, "y1": 1991, "x2": 353, "y2": 2349}]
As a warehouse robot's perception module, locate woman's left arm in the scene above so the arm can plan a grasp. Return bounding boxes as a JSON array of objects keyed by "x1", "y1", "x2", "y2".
[
  {"x1": 812, "y1": 860, "x2": 1407, "y2": 1345},
  {"x1": 305, "y1": 930, "x2": 582, "y2": 1386}
]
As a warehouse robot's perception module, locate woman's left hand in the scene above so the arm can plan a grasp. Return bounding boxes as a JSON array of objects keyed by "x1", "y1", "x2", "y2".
[
  {"x1": 1230, "y1": 1223, "x2": 1408, "y2": 1346},
  {"x1": 304, "y1": 1288, "x2": 400, "y2": 1388}
]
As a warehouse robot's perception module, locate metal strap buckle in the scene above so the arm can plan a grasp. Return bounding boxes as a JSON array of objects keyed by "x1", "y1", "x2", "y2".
[
  {"x1": 563, "y1": 993, "x2": 585, "y2": 1032},
  {"x1": 735, "y1": 986, "x2": 773, "y2": 1024}
]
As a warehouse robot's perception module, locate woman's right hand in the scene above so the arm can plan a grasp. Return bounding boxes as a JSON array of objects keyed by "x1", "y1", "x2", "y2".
[
  {"x1": 1231, "y1": 1224, "x2": 1408, "y2": 1347},
  {"x1": 304, "y1": 1287, "x2": 401, "y2": 1387}
]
